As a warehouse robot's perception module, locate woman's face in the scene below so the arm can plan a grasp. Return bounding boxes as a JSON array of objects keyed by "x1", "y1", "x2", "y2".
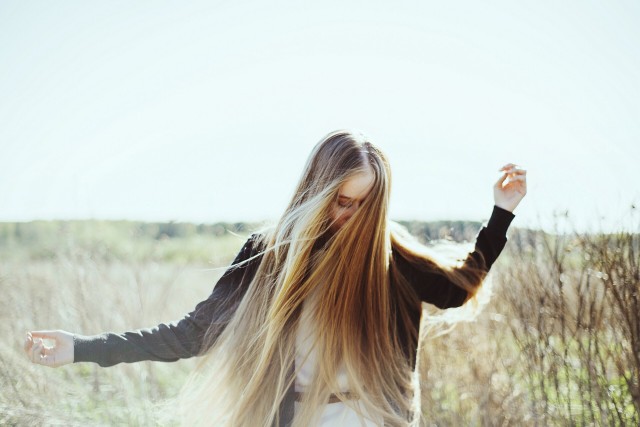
[{"x1": 329, "y1": 167, "x2": 375, "y2": 233}]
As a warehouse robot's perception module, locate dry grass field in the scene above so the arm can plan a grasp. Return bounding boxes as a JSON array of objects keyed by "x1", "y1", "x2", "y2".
[{"x1": 1, "y1": 216, "x2": 638, "y2": 426}]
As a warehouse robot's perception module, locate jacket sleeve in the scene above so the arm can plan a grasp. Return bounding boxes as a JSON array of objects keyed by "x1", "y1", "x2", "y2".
[
  {"x1": 393, "y1": 205, "x2": 515, "y2": 309},
  {"x1": 73, "y1": 234, "x2": 262, "y2": 367}
]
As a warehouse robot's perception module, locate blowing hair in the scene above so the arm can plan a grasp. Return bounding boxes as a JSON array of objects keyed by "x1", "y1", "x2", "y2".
[{"x1": 175, "y1": 130, "x2": 490, "y2": 427}]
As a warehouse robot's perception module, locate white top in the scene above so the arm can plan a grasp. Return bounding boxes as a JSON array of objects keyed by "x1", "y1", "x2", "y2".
[
  {"x1": 294, "y1": 289, "x2": 382, "y2": 426},
  {"x1": 294, "y1": 288, "x2": 349, "y2": 392}
]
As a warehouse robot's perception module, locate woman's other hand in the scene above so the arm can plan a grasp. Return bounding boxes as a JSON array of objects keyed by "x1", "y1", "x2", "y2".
[
  {"x1": 494, "y1": 163, "x2": 527, "y2": 212},
  {"x1": 24, "y1": 330, "x2": 74, "y2": 368}
]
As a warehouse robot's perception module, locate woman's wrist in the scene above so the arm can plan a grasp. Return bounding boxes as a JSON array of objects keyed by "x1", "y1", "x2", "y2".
[{"x1": 494, "y1": 202, "x2": 515, "y2": 213}]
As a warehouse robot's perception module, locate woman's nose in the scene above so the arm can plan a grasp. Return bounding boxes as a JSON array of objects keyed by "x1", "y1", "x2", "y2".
[{"x1": 345, "y1": 202, "x2": 359, "y2": 217}]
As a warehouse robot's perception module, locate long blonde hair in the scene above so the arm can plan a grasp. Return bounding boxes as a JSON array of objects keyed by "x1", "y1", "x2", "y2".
[{"x1": 176, "y1": 130, "x2": 489, "y2": 426}]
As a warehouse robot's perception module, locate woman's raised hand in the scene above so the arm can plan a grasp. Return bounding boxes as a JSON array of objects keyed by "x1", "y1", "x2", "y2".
[
  {"x1": 24, "y1": 330, "x2": 74, "y2": 368},
  {"x1": 494, "y1": 163, "x2": 527, "y2": 213}
]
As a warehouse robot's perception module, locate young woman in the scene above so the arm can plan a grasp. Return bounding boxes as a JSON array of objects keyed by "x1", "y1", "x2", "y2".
[{"x1": 25, "y1": 130, "x2": 527, "y2": 427}]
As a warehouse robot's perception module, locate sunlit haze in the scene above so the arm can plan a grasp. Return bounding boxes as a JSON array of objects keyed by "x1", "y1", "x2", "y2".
[{"x1": 2, "y1": 1, "x2": 639, "y2": 233}]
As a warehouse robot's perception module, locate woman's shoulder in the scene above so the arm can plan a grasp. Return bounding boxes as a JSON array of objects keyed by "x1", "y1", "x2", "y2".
[
  {"x1": 235, "y1": 232, "x2": 267, "y2": 259},
  {"x1": 233, "y1": 228, "x2": 274, "y2": 263}
]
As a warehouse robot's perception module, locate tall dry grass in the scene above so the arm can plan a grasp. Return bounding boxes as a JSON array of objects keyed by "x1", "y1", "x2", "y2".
[
  {"x1": 1, "y1": 211, "x2": 639, "y2": 426},
  {"x1": 415, "y1": 209, "x2": 639, "y2": 427},
  {"x1": 1, "y1": 230, "x2": 243, "y2": 426},
  {"x1": 500, "y1": 215, "x2": 640, "y2": 426}
]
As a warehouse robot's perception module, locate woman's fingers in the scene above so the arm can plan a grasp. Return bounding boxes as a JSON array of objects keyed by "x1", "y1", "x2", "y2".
[
  {"x1": 496, "y1": 165, "x2": 527, "y2": 187},
  {"x1": 24, "y1": 332, "x2": 33, "y2": 353},
  {"x1": 495, "y1": 173, "x2": 507, "y2": 188},
  {"x1": 500, "y1": 174, "x2": 526, "y2": 184},
  {"x1": 498, "y1": 163, "x2": 517, "y2": 171},
  {"x1": 499, "y1": 163, "x2": 525, "y2": 170},
  {"x1": 25, "y1": 332, "x2": 50, "y2": 364},
  {"x1": 499, "y1": 165, "x2": 526, "y2": 175},
  {"x1": 40, "y1": 346, "x2": 57, "y2": 367},
  {"x1": 26, "y1": 336, "x2": 57, "y2": 367},
  {"x1": 30, "y1": 338, "x2": 44, "y2": 363},
  {"x1": 498, "y1": 175, "x2": 527, "y2": 192},
  {"x1": 25, "y1": 330, "x2": 74, "y2": 367},
  {"x1": 31, "y1": 330, "x2": 59, "y2": 340}
]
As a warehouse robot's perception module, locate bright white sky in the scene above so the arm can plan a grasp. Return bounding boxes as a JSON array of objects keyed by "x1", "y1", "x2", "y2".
[{"x1": 1, "y1": 0, "x2": 639, "y2": 233}]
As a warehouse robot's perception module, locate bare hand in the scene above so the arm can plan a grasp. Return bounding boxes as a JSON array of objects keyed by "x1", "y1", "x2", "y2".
[
  {"x1": 24, "y1": 330, "x2": 74, "y2": 368},
  {"x1": 494, "y1": 163, "x2": 527, "y2": 212}
]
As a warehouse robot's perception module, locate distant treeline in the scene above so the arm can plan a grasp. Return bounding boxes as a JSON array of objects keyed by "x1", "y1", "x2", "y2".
[{"x1": 0, "y1": 218, "x2": 490, "y2": 246}]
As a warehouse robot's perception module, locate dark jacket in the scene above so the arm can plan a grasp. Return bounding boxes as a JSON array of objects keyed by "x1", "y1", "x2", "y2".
[{"x1": 74, "y1": 205, "x2": 515, "y2": 426}]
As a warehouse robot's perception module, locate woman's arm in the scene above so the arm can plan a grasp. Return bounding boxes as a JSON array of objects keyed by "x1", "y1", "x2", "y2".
[
  {"x1": 394, "y1": 205, "x2": 515, "y2": 309},
  {"x1": 395, "y1": 163, "x2": 525, "y2": 308},
  {"x1": 25, "y1": 234, "x2": 263, "y2": 368}
]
